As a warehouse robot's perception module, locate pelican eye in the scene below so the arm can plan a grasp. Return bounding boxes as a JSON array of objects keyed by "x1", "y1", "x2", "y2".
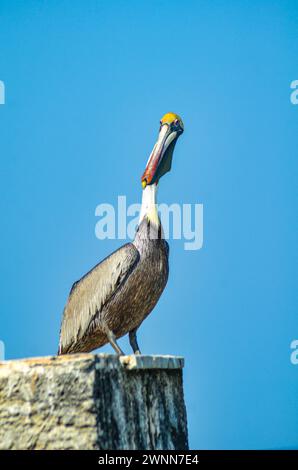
[{"x1": 173, "y1": 118, "x2": 180, "y2": 128}]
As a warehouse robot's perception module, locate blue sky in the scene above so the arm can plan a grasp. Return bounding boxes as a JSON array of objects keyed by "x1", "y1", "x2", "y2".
[{"x1": 1, "y1": 0, "x2": 298, "y2": 449}]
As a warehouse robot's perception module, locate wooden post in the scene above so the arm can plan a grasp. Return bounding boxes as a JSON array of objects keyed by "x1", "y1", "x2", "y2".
[{"x1": 0, "y1": 354, "x2": 188, "y2": 450}]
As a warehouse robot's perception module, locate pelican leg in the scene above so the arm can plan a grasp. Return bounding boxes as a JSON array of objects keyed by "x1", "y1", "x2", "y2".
[
  {"x1": 102, "y1": 321, "x2": 124, "y2": 355},
  {"x1": 129, "y1": 328, "x2": 141, "y2": 355}
]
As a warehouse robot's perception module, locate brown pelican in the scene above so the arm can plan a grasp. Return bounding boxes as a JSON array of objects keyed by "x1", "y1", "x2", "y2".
[{"x1": 58, "y1": 112, "x2": 184, "y2": 355}]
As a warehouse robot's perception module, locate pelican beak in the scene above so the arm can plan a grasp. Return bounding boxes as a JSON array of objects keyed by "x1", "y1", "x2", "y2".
[
  {"x1": 141, "y1": 124, "x2": 173, "y2": 187},
  {"x1": 141, "y1": 113, "x2": 183, "y2": 188}
]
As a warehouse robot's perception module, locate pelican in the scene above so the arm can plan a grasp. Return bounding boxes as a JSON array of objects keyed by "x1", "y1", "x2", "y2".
[{"x1": 58, "y1": 112, "x2": 184, "y2": 355}]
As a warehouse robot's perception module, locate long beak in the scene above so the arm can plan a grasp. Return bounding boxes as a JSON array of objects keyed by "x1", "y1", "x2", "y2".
[{"x1": 141, "y1": 124, "x2": 177, "y2": 188}]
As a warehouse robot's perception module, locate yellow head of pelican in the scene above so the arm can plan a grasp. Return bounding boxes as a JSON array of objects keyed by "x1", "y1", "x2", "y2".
[{"x1": 141, "y1": 112, "x2": 184, "y2": 188}]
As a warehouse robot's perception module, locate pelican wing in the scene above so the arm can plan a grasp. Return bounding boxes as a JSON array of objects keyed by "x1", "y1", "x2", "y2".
[{"x1": 59, "y1": 243, "x2": 140, "y2": 353}]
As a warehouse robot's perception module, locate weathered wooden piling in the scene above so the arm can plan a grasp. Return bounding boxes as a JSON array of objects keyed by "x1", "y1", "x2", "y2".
[{"x1": 0, "y1": 354, "x2": 188, "y2": 450}]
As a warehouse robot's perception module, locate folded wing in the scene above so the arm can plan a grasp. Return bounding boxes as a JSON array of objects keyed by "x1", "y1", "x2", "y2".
[{"x1": 58, "y1": 243, "x2": 140, "y2": 354}]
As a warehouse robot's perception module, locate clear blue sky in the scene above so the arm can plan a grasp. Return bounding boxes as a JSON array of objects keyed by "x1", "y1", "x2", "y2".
[{"x1": 1, "y1": 0, "x2": 298, "y2": 450}]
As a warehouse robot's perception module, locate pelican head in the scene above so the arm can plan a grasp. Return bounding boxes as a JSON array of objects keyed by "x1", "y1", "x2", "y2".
[{"x1": 141, "y1": 112, "x2": 184, "y2": 188}]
